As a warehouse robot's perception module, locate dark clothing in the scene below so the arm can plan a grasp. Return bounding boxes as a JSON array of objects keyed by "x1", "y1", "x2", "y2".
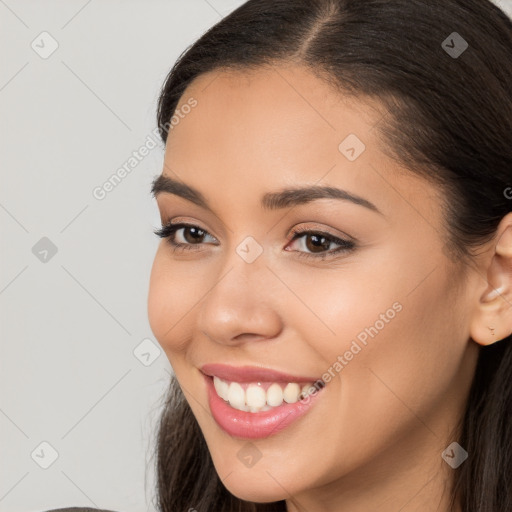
[{"x1": 44, "y1": 508, "x2": 120, "y2": 512}]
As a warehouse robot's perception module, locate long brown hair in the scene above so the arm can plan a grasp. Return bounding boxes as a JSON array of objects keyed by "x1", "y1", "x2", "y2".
[{"x1": 149, "y1": 1, "x2": 512, "y2": 510}]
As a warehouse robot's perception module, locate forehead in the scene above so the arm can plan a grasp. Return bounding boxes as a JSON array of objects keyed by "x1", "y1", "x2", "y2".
[
  {"x1": 164, "y1": 65, "x2": 444, "y2": 232},
  {"x1": 171, "y1": 64, "x2": 385, "y2": 157}
]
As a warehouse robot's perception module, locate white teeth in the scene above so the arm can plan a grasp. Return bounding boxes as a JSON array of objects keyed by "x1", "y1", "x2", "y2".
[
  {"x1": 212, "y1": 376, "x2": 320, "y2": 412},
  {"x1": 300, "y1": 384, "x2": 312, "y2": 400},
  {"x1": 227, "y1": 382, "x2": 246, "y2": 410},
  {"x1": 283, "y1": 383, "x2": 301, "y2": 404},
  {"x1": 267, "y1": 383, "x2": 283, "y2": 407},
  {"x1": 213, "y1": 376, "x2": 229, "y2": 401},
  {"x1": 246, "y1": 384, "x2": 267, "y2": 408}
]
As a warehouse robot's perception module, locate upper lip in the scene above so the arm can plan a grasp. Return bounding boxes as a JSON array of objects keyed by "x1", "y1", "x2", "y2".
[{"x1": 200, "y1": 363, "x2": 320, "y2": 383}]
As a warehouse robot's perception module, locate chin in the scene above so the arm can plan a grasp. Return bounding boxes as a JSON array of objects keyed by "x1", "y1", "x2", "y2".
[{"x1": 220, "y1": 475, "x2": 289, "y2": 504}]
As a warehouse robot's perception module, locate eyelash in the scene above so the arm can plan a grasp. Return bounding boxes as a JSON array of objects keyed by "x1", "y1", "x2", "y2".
[{"x1": 153, "y1": 222, "x2": 356, "y2": 260}]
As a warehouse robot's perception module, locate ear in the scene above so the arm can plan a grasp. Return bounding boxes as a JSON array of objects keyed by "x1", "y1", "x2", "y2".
[{"x1": 469, "y1": 212, "x2": 512, "y2": 346}]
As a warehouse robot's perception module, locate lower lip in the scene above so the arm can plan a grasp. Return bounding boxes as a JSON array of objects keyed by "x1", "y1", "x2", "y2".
[{"x1": 203, "y1": 373, "x2": 323, "y2": 439}]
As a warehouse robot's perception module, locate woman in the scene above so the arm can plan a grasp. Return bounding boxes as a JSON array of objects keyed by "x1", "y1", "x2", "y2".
[{"x1": 47, "y1": 0, "x2": 512, "y2": 511}]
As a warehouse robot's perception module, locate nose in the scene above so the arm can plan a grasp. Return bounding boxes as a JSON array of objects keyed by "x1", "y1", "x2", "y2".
[{"x1": 196, "y1": 249, "x2": 283, "y2": 346}]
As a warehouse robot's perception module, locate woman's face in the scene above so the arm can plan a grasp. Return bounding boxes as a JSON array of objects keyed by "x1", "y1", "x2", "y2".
[{"x1": 148, "y1": 65, "x2": 480, "y2": 508}]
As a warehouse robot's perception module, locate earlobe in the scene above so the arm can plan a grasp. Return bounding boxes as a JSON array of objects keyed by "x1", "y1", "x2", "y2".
[{"x1": 469, "y1": 217, "x2": 512, "y2": 347}]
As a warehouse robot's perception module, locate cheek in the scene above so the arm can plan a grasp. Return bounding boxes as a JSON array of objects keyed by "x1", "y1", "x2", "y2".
[
  {"x1": 281, "y1": 256, "x2": 463, "y2": 458},
  {"x1": 147, "y1": 251, "x2": 167, "y2": 343},
  {"x1": 272, "y1": 256, "x2": 407, "y2": 372},
  {"x1": 147, "y1": 247, "x2": 195, "y2": 354},
  {"x1": 320, "y1": 265, "x2": 465, "y2": 460}
]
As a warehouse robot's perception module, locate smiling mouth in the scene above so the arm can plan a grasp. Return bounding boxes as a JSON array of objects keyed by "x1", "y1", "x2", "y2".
[
  {"x1": 200, "y1": 363, "x2": 326, "y2": 438},
  {"x1": 211, "y1": 375, "x2": 323, "y2": 413},
  {"x1": 202, "y1": 370, "x2": 326, "y2": 439}
]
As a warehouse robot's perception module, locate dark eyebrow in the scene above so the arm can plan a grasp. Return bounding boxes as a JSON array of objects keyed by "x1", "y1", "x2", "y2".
[{"x1": 151, "y1": 174, "x2": 383, "y2": 216}]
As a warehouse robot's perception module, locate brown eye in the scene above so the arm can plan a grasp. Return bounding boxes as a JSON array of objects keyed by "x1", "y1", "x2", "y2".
[
  {"x1": 180, "y1": 226, "x2": 207, "y2": 244},
  {"x1": 153, "y1": 222, "x2": 217, "y2": 250},
  {"x1": 287, "y1": 229, "x2": 356, "y2": 260},
  {"x1": 153, "y1": 222, "x2": 355, "y2": 260},
  {"x1": 304, "y1": 233, "x2": 332, "y2": 253}
]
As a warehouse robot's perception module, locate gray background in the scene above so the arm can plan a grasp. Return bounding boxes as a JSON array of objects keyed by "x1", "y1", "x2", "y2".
[{"x1": 1, "y1": 1, "x2": 511, "y2": 511}]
